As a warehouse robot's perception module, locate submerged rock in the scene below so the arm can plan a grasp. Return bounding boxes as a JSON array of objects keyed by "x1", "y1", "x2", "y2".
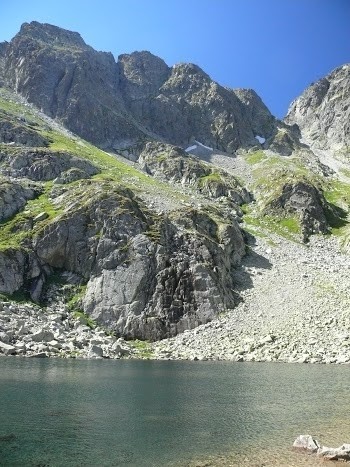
[{"x1": 0, "y1": 433, "x2": 17, "y2": 442}]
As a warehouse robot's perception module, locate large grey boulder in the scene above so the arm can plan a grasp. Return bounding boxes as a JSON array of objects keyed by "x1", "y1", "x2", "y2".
[
  {"x1": 293, "y1": 436, "x2": 350, "y2": 462},
  {"x1": 293, "y1": 435, "x2": 320, "y2": 453},
  {"x1": 318, "y1": 444, "x2": 350, "y2": 461},
  {"x1": 0, "y1": 341, "x2": 16, "y2": 355},
  {"x1": 30, "y1": 329, "x2": 55, "y2": 342},
  {"x1": 265, "y1": 181, "x2": 340, "y2": 241},
  {"x1": 83, "y1": 207, "x2": 245, "y2": 340},
  {"x1": 0, "y1": 180, "x2": 40, "y2": 222}
]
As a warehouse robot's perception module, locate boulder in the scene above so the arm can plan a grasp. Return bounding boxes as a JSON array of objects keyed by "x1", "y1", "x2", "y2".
[
  {"x1": 30, "y1": 352, "x2": 48, "y2": 358},
  {"x1": 0, "y1": 341, "x2": 16, "y2": 355},
  {"x1": 31, "y1": 329, "x2": 55, "y2": 342},
  {"x1": 318, "y1": 444, "x2": 350, "y2": 461},
  {"x1": 0, "y1": 180, "x2": 40, "y2": 222},
  {"x1": 0, "y1": 331, "x2": 10, "y2": 344},
  {"x1": 266, "y1": 181, "x2": 340, "y2": 241},
  {"x1": 1, "y1": 149, "x2": 99, "y2": 182},
  {"x1": 88, "y1": 344, "x2": 103, "y2": 358},
  {"x1": 293, "y1": 436, "x2": 350, "y2": 462},
  {"x1": 293, "y1": 435, "x2": 320, "y2": 453}
]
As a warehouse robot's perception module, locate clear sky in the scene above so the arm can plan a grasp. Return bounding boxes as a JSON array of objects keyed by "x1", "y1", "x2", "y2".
[{"x1": 1, "y1": 0, "x2": 349, "y2": 118}]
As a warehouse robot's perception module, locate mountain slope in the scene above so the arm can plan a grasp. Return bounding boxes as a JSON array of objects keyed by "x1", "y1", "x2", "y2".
[
  {"x1": 0, "y1": 85, "x2": 249, "y2": 341},
  {"x1": 0, "y1": 22, "x2": 349, "y2": 361}
]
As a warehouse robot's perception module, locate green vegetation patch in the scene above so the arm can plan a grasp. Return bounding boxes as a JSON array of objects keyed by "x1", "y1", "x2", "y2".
[
  {"x1": 244, "y1": 150, "x2": 266, "y2": 165},
  {"x1": 0, "y1": 182, "x2": 63, "y2": 251},
  {"x1": 243, "y1": 203, "x2": 301, "y2": 241},
  {"x1": 324, "y1": 179, "x2": 350, "y2": 209},
  {"x1": 128, "y1": 339, "x2": 153, "y2": 359},
  {"x1": 340, "y1": 167, "x2": 350, "y2": 179},
  {"x1": 0, "y1": 289, "x2": 33, "y2": 304},
  {"x1": 197, "y1": 171, "x2": 222, "y2": 188},
  {"x1": 72, "y1": 311, "x2": 96, "y2": 329},
  {"x1": 66, "y1": 284, "x2": 87, "y2": 313}
]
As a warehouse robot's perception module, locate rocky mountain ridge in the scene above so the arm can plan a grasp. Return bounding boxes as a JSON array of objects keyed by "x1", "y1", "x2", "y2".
[
  {"x1": 1, "y1": 21, "x2": 285, "y2": 154},
  {"x1": 0, "y1": 22, "x2": 349, "y2": 359}
]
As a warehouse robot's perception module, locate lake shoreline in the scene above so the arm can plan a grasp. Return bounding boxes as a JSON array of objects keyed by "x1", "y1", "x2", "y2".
[{"x1": 1, "y1": 359, "x2": 349, "y2": 466}]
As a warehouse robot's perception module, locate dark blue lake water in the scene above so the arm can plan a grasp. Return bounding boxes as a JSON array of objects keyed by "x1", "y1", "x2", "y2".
[{"x1": 0, "y1": 358, "x2": 349, "y2": 466}]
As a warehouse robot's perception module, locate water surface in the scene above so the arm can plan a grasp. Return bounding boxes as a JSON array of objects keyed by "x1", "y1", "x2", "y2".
[{"x1": 0, "y1": 358, "x2": 349, "y2": 466}]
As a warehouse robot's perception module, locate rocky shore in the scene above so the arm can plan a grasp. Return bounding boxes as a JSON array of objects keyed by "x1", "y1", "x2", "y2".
[
  {"x1": 152, "y1": 234, "x2": 350, "y2": 364},
  {"x1": 0, "y1": 300, "x2": 134, "y2": 359},
  {"x1": 1, "y1": 232, "x2": 349, "y2": 364}
]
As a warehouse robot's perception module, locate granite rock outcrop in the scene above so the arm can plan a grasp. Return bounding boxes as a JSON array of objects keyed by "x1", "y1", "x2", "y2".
[{"x1": 286, "y1": 64, "x2": 350, "y2": 154}]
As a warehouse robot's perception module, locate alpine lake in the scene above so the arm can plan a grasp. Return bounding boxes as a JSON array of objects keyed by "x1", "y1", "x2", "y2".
[{"x1": 1, "y1": 358, "x2": 349, "y2": 466}]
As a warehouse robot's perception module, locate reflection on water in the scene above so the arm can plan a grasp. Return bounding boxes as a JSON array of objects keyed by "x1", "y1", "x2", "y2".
[{"x1": 0, "y1": 359, "x2": 349, "y2": 466}]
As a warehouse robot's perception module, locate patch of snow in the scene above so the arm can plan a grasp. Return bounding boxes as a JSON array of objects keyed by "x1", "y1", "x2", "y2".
[
  {"x1": 255, "y1": 135, "x2": 265, "y2": 144},
  {"x1": 194, "y1": 140, "x2": 213, "y2": 151},
  {"x1": 185, "y1": 145, "x2": 198, "y2": 152}
]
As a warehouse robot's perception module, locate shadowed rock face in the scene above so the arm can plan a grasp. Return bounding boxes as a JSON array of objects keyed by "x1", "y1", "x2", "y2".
[
  {"x1": 232, "y1": 88, "x2": 275, "y2": 141},
  {"x1": 0, "y1": 115, "x2": 50, "y2": 147},
  {"x1": 285, "y1": 64, "x2": 350, "y2": 153},
  {"x1": 0, "y1": 180, "x2": 40, "y2": 222},
  {"x1": 2, "y1": 21, "x2": 278, "y2": 153},
  {"x1": 3, "y1": 22, "x2": 146, "y2": 150}
]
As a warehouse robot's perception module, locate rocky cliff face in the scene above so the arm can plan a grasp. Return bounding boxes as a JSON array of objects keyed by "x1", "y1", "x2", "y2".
[
  {"x1": 0, "y1": 175, "x2": 246, "y2": 339},
  {"x1": 286, "y1": 64, "x2": 350, "y2": 154},
  {"x1": 2, "y1": 21, "x2": 280, "y2": 154},
  {"x1": 3, "y1": 22, "x2": 146, "y2": 149}
]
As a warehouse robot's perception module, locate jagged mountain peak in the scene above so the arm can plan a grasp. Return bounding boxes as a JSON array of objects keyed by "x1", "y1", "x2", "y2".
[
  {"x1": 1, "y1": 21, "x2": 284, "y2": 153},
  {"x1": 231, "y1": 87, "x2": 275, "y2": 139},
  {"x1": 118, "y1": 50, "x2": 170, "y2": 99},
  {"x1": 16, "y1": 21, "x2": 89, "y2": 50},
  {"x1": 171, "y1": 62, "x2": 209, "y2": 77},
  {"x1": 119, "y1": 50, "x2": 168, "y2": 66}
]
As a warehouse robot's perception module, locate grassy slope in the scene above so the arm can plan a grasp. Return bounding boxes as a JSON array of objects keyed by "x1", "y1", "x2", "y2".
[
  {"x1": 242, "y1": 149, "x2": 350, "y2": 242},
  {"x1": 0, "y1": 88, "x2": 349, "y2": 247},
  {"x1": 0, "y1": 89, "x2": 194, "y2": 250}
]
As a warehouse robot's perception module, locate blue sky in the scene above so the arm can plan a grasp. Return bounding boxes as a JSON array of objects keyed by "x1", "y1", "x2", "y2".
[{"x1": 1, "y1": 0, "x2": 349, "y2": 117}]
